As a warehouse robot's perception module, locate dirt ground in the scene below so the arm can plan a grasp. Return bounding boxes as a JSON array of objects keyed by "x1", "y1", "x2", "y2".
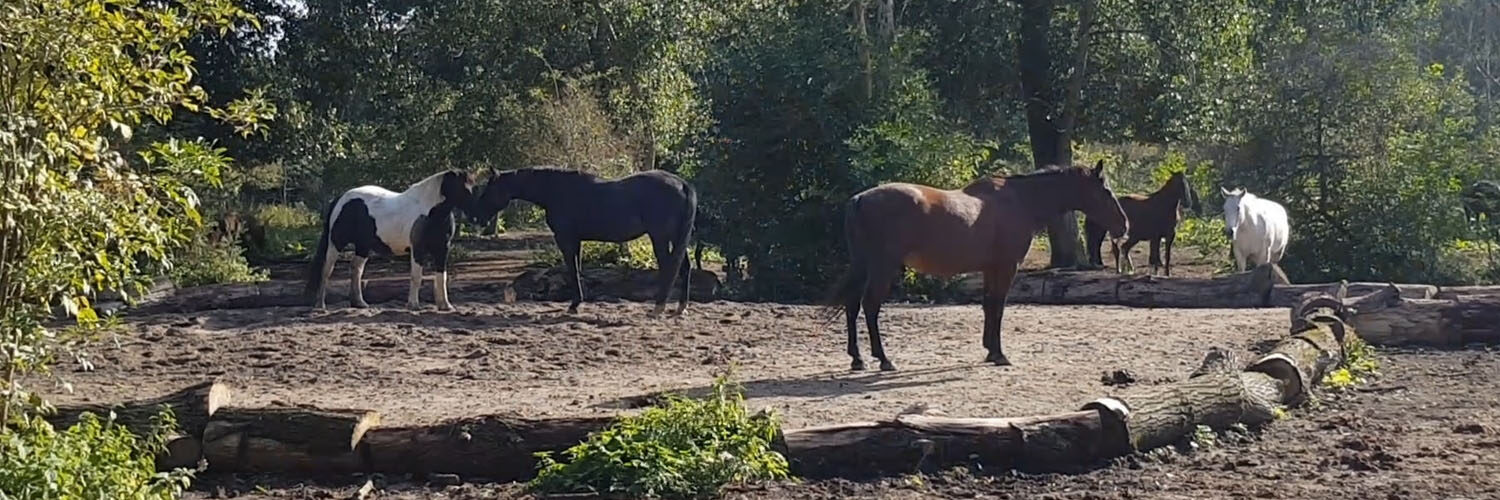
[{"x1": 38, "y1": 233, "x2": 1500, "y2": 499}]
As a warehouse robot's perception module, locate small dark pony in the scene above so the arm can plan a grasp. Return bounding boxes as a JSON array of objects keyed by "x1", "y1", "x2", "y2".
[
  {"x1": 471, "y1": 167, "x2": 697, "y2": 316},
  {"x1": 825, "y1": 161, "x2": 1128, "y2": 371},
  {"x1": 1084, "y1": 171, "x2": 1202, "y2": 276}
]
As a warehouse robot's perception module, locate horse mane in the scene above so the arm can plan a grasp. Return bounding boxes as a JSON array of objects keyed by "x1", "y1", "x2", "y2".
[
  {"x1": 512, "y1": 166, "x2": 602, "y2": 181},
  {"x1": 965, "y1": 164, "x2": 1084, "y2": 192}
]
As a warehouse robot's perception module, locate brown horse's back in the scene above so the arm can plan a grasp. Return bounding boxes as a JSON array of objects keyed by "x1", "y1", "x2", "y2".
[
  {"x1": 1117, "y1": 193, "x2": 1180, "y2": 239},
  {"x1": 849, "y1": 182, "x2": 1029, "y2": 278}
]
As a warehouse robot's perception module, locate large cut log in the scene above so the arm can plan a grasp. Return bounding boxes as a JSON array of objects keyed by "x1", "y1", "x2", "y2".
[
  {"x1": 360, "y1": 415, "x2": 616, "y2": 481},
  {"x1": 1435, "y1": 285, "x2": 1500, "y2": 300},
  {"x1": 133, "y1": 266, "x2": 723, "y2": 314},
  {"x1": 780, "y1": 410, "x2": 1129, "y2": 478},
  {"x1": 954, "y1": 263, "x2": 1288, "y2": 308},
  {"x1": 200, "y1": 406, "x2": 381, "y2": 474},
  {"x1": 1081, "y1": 292, "x2": 1351, "y2": 455},
  {"x1": 1336, "y1": 284, "x2": 1500, "y2": 346},
  {"x1": 46, "y1": 380, "x2": 231, "y2": 438},
  {"x1": 1269, "y1": 281, "x2": 1435, "y2": 308},
  {"x1": 45, "y1": 380, "x2": 231, "y2": 469}
]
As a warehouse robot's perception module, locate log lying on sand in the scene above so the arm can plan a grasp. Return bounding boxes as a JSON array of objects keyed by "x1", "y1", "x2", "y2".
[
  {"x1": 783, "y1": 291, "x2": 1354, "y2": 477},
  {"x1": 1268, "y1": 281, "x2": 1436, "y2": 308},
  {"x1": 360, "y1": 416, "x2": 616, "y2": 481},
  {"x1": 132, "y1": 266, "x2": 722, "y2": 314},
  {"x1": 200, "y1": 406, "x2": 381, "y2": 474},
  {"x1": 952, "y1": 263, "x2": 1289, "y2": 308},
  {"x1": 1332, "y1": 284, "x2": 1500, "y2": 346},
  {"x1": 45, "y1": 380, "x2": 232, "y2": 469}
]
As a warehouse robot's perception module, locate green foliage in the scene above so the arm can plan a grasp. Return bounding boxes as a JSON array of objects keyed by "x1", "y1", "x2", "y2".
[
  {"x1": 1323, "y1": 336, "x2": 1379, "y2": 391},
  {"x1": 252, "y1": 204, "x2": 322, "y2": 261},
  {"x1": 1176, "y1": 217, "x2": 1234, "y2": 272},
  {"x1": 530, "y1": 373, "x2": 790, "y2": 499},
  {"x1": 532, "y1": 238, "x2": 661, "y2": 271},
  {"x1": 168, "y1": 236, "x2": 267, "y2": 288},
  {"x1": 0, "y1": 411, "x2": 192, "y2": 500},
  {"x1": 0, "y1": 0, "x2": 270, "y2": 424}
]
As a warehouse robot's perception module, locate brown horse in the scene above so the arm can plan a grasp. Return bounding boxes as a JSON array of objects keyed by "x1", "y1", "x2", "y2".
[
  {"x1": 1084, "y1": 171, "x2": 1201, "y2": 276},
  {"x1": 825, "y1": 161, "x2": 1129, "y2": 371}
]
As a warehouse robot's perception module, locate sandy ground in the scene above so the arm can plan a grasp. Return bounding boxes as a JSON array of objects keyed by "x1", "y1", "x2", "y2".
[{"x1": 35, "y1": 233, "x2": 1500, "y2": 499}]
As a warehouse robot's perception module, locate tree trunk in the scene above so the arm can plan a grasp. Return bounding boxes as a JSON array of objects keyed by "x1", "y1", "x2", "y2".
[
  {"x1": 200, "y1": 406, "x2": 381, "y2": 474},
  {"x1": 1019, "y1": 0, "x2": 1098, "y2": 269},
  {"x1": 874, "y1": 0, "x2": 896, "y2": 97},
  {"x1": 1337, "y1": 285, "x2": 1500, "y2": 346},
  {"x1": 45, "y1": 380, "x2": 232, "y2": 470},
  {"x1": 781, "y1": 410, "x2": 1129, "y2": 478},
  {"x1": 953, "y1": 263, "x2": 1288, "y2": 307},
  {"x1": 360, "y1": 416, "x2": 616, "y2": 481}
]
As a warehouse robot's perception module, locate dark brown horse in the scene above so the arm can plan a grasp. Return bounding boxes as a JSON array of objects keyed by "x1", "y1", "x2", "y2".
[
  {"x1": 1084, "y1": 171, "x2": 1201, "y2": 276},
  {"x1": 825, "y1": 161, "x2": 1129, "y2": 371}
]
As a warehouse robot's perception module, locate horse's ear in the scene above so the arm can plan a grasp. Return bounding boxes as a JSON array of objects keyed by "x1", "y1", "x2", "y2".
[{"x1": 1092, "y1": 159, "x2": 1105, "y2": 178}]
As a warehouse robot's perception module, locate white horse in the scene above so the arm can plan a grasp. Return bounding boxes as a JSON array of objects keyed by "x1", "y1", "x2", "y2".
[
  {"x1": 306, "y1": 169, "x2": 476, "y2": 311},
  {"x1": 1221, "y1": 187, "x2": 1290, "y2": 271}
]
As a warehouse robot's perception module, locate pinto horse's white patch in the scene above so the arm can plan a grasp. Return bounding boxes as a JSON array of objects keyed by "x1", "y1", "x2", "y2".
[{"x1": 329, "y1": 177, "x2": 447, "y2": 256}]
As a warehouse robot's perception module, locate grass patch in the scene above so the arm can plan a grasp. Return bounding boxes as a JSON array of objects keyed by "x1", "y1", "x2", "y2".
[
  {"x1": 253, "y1": 203, "x2": 321, "y2": 261},
  {"x1": 529, "y1": 371, "x2": 790, "y2": 499}
]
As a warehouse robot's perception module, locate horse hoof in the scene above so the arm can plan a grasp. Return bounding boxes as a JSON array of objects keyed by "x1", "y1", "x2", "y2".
[
  {"x1": 351, "y1": 302, "x2": 370, "y2": 309},
  {"x1": 991, "y1": 355, "x2": 1012, "y2": 367},
  {"x1": 879, "y1": 361, "x2": 897, "y2": 372},
  {"x1": 851, "y1": 359, "x2": 867, "y2": 371},
  {"x1": 438, "y1": 304, "x2": 455, "y2": 312}
]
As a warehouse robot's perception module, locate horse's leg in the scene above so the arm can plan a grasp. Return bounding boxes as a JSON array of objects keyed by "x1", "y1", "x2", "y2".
[
  {"x1": 350, "y1": 254, "x2": 370, "y2": 308},
  {"x1": 983, "y1": 265, "x2": 1019, "y2": 366},
  {"x1": 1084, "y1": 222, "x2": 1104, "y2": 268},
  {"x1": 981, "y1": 269, "x2": 999, "y2": 359},
  {"x1": 675, "y1": 251, "x2": 690, "y2": 315},
  {"x1": 863, "y1": 263, "x2": 898, "y2": 371},
  {"x1": 647, "y1": 234, "x2": 674, "y2": 317},
  {"x1": 315, "y1": 246, "x2": 336, "y2": 310},
  {"x1": 407, "y1": 255, "x2": 424, "y2": 310},
  {"x1": 435, "y1": 269, "x2": 452, "y2": 311},
  {"x1": 558, "y1": 236, "x2": 584, "y2": 314},
  {"x1": 1110, "y1": 239, "x2": 1123, "y2": 274},
  {"x1": 846, "y1": 282, "x2": 865, "y2": 371},
  {"x1": 1148, "y1": 238, "x2": 1162, "y2": 276},
  {"x1": 1232, "y1": 244, "x2": 1246, "y2": 272},
  {"x1": 1164, "y1": 233, "x2": 1176, "y2": 277},
  {"x1": 1118, "y1": 237, "x2": 1140, "y2": 274}
]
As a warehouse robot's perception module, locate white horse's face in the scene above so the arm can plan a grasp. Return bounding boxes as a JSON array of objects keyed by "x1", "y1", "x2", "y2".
[{"x1": 1221, "y1": 187, "x2": 1246, "y2": 238}]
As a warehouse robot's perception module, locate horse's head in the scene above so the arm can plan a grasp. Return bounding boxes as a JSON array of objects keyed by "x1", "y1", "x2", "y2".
[
  {"x1": 1221, "y1": 186, "x2": 1247, "y2": 239},
  {"x1": 1071, "y1": 160, "x2": 1129, "y2": 239},
  {"x1": 472, "y1": 168, "x2": 520, "y2": 223},
  {"x1": 439, "y1": 169, "x2": 478, "y2": 216},
  {"x1": 1174, "y1": 171, "x2": 1203, "y2": 216}
]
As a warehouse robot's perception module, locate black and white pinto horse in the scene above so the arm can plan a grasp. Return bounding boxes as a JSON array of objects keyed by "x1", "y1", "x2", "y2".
[
  {"x1": 305, "y1": 169, "x2": 477, "y2": 310},
  {"x1": 470, "y1": 167, "x2": 697, "y2": 316}
]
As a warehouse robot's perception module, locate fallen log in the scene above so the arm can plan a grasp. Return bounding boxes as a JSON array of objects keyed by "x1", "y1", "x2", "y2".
[
  {"x1": 1336, "y1": 284, "x2": 1500, "y2": 346},
  {"x1": 44, "y1": 380, "x2": 231, "y2": 469},
  {"x1": 200, "y1": 406, "x2": 381, "y2": 474},
  {"x1": 132, "y1": 266, "x2": 723, "y2": 314},
  {"x1": 781, "y1": 410, "x2": 1129, "y2": 478},
  {"x1": 954, "y1": 263, "x2": 1288, "y2": 308},
  {"x1": 1269, "y1": 281, "x2": 1435, "y2": 308},
  {"x1": 361, "y1": 415, "x2": 616, "y2": 481},
  {"x1": 1434, "y1": 285, "x2": 1500, "y2": 300}
]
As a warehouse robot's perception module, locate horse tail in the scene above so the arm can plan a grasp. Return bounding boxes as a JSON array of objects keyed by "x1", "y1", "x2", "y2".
[
  {"x1": 304, "y1": 196, "x2": 340, "y2": 301},
  {"x1": 670, "y1": 182, "x2": 697, "y2": 277},
  {"x1": 822, "y1": 197, "x2": 868, "y2": 324}
]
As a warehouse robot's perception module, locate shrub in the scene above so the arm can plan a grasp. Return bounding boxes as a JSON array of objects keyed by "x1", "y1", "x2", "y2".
[
  {"x1": 168, "y1": 236, "x2": 267, "y2": 287},
  {"x1": 1176, "y1": 217, "x2": 1234, "y2": 273},
  {"x1": 530, "y1": 373, "x2": 790, "y2": 499},
  {"x1": 0, "y1": 411, "x2": 192, "y2": 500},
  {"x1": 253, "y1": 204, "x2": 322, "y2": 261},
  {"x1": 531, "y1": 237, "x2": 660, "y2": 271}
]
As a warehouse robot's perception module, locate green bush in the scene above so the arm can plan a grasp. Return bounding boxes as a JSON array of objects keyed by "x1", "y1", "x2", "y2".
[
  {"x1": 169, "y1": 236, "x2": 267, "y2": 287},
  {"x1": 253, "y1": 204, "x2": 321, "y2": 260},
  {"x1": 1176, "y1": 217, "x2": 1234, "y2": 273},
  {"x1": 530, "y1": 373, "x2": 790, "y2": 499},
  {"x1": 531, "y1": 237, "x2": 660, "y2": 271},
  {"x1": 0, "y1": 412, "x2": 192, "y2": 500}
]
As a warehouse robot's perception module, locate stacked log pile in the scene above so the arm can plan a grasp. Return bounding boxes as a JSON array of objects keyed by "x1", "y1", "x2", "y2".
[{"x1": 46, "y1": 292, "x2": 1363, "y2": 481}]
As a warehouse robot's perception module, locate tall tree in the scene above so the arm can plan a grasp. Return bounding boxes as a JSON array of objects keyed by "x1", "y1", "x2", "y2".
[{"x1": 1017, "y1": 0, "x2": 1099, "y2": 268}]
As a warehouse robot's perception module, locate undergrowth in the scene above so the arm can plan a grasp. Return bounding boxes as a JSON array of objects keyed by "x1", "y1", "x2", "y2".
[
  {"x1": 529, "y1": 371, "x2": 790, "y2": 499},
  {"x1": 530, "y1": 237, "x2": 659, "y2": 270},
  {"x1": 168, "y1": 235, "x2": 267, "y2": 287},
  {"x1": 0, "y1": 411, "x2": 192, "y2": 499},
  {"x1": 1323, "y1": 335, "x2": 1379, "y2": 390}
]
